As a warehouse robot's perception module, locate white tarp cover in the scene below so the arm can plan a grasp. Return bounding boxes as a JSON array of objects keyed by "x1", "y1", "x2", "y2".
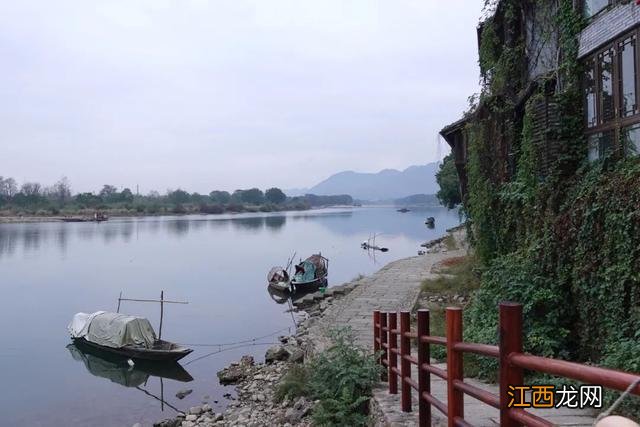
[{"x1": 68, "y1": 311, "x2": 156, "y2": 349}]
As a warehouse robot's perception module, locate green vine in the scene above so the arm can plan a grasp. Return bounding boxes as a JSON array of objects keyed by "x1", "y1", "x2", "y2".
[{"x1": 462, "y1": 0, "x2": 640, "y2": 416}]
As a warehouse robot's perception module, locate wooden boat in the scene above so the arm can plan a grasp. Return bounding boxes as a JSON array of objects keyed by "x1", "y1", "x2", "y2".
[
  {"x1": 291, "y1": 254, "x2": 328, "y2": 292},
  {"x1": 267, "y1": 267, "x2": 291, "y2": 292},
  {"x1": 68, "y1": 311, "x2": 192, "y2": 362},
  {"x1": 397, "y1": 208, "x2": 410, "y2": 213},
  {"x1": 61, "y1": 213, "x2": 108, "y2": 223},
  {"x1": 361, "y1": 233, "x2": 389, "y2": 252},
  {"x1": 71, "y1": 337, "x2": 192, "y2": 362}
]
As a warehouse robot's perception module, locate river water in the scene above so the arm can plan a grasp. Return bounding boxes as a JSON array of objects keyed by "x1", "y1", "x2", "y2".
[{"x1": 0, "y1": 206, "x2": 460, "y2": 426}]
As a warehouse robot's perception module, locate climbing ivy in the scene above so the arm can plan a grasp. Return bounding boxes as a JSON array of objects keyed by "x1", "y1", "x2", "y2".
[{"x1": 462, "y1": 0, "x2": 640, "y2": 416}]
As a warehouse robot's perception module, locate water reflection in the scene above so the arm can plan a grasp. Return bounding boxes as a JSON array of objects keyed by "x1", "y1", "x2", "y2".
[
  {"x1": 232, "y1": 216, "x2": 264, "y2": 230},
  {"x1": 265, "y1": 215, "x2": 286, "y2": 231},
  {"x1": 67, "y1": 342, "x2": 193, "y2": 385},
  {"x1": 165, "y1": 220, "x2": 190, "y2": 236},
  {"x1": 67, "y1": 342, "x2": 193, "y2": 413}
]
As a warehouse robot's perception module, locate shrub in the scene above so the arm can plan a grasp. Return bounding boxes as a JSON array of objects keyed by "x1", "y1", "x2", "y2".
[
  {"x1": 274, "y1": 364, "x2": 309, "y2": 402},
  {"x1": 308, "y1": 328, "x2": 382, "y2": 426},
  {"x1": 274, "y1": 327, "x2": 382, "y2": 426}
]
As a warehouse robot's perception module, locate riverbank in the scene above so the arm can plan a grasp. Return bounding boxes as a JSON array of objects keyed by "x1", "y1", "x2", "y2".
[
  {"x1": 0, "y1": 205, "x2": 346, "y2": 224},
  {"x1": 152, "y1": 229, "x2": 468, "y2": 427}
]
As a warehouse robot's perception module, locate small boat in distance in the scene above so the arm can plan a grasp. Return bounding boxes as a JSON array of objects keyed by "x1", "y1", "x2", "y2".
[
  {"x1": 397, "y1": 208, "x2": 410, "y2": 213},
  {"x1": 62, "y1": 212, "x2": 108, "y2": 222},
  {"x1": 361, "y1": 233, "x2": 389, "y2": 252},
  {"x1": 68, "y1": 311, "x2": 192, "y2": 362},
  {"x1": 425, "y1": 216, "x2": 435, "y2": 228}
]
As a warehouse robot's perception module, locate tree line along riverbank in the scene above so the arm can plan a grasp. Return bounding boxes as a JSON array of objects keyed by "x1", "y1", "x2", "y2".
[{"x1": 0, "y1": 176, "x2": 354, "y2": 221}]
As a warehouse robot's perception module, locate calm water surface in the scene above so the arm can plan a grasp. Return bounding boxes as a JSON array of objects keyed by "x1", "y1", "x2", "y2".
[{"x1": 0, "y1": 207, "x2": 459, "y2": 426}]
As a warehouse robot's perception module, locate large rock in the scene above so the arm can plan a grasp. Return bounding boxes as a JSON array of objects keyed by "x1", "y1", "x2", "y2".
[
  {"x1": 217, "y1": 356, "x2": 255, "y2": 385},
  {"x1": 175, "y1": 389, "x2": 192, "y2": 399},
  {"x1": 283, "y1": 345, "x2": 304, "y2": 363},
  {"x1": 265, "y1": 345, "x2": 288, "y2": 363},
  {"x1": 153, "y1": 419, "x2": 181, "y2": 427}
]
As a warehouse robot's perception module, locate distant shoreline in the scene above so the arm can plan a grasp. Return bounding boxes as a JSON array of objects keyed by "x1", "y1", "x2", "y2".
[{"x1": 0, "y1": 206, "x2": 358, "y2": 225}]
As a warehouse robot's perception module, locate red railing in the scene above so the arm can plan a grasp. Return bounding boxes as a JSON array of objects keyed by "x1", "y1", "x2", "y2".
[{"x1": 373, "y1": 302, "x2": 640, "y2": 427}]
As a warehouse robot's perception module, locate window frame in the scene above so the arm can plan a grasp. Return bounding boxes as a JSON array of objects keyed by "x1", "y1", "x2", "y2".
[
  {"x1": 584, "y1": 27, "x2": 640, "y2": 159},
  {"x1": 582, "y1": 0, "x2": 612, "y2": 20}
]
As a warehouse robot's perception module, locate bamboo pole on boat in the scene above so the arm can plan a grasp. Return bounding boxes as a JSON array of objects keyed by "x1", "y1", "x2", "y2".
[
  {"x1": 159, "y1": 290, "x2": 164, "y2": 340},
  {"x1": 117, "y1": 291, "x2": 122, "y2": 313}
]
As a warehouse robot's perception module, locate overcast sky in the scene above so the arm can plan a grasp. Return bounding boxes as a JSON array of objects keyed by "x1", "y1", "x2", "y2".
[{"x1": 1, "y1": 0, "x2": 483, "y2": 194}]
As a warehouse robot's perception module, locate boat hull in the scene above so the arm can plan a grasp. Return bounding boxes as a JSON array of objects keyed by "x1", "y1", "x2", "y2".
[
  {"x1": 72, "y1": 337, "x2": 192, "y2": 362},
  {"x1": 291, "y1": 275, "x2": 327, "y2": 292}
]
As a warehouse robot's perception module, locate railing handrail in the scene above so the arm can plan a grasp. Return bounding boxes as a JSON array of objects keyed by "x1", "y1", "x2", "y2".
[{"x1": 373, "y1": 303, "x2": 640, "y2": 427}]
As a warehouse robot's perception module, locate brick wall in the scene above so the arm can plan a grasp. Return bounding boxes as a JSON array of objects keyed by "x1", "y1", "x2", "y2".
[{"x1": 578, "y1": 2, "x2": 640, "y2": 58}]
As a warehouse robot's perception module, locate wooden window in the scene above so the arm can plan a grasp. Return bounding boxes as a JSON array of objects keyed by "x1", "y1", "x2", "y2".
[
  {"x1": 599, "y1": 49, "x2": 615, "y2": 124},
  {"x1": 588, "y1": 131, "x2": 615, "y2": 161},
  {"x1": 619, "y1": 36, "x2": 637, "y2": 117},
  {"x1": 584, "y1": 28, "x2": 640, "y2": 161},
  {"x1": 622, "y1": 123, "x2": 640, "y2": 156},
  {"x1": 585, "y1": 60, "x2": 597, "y2": 128}
]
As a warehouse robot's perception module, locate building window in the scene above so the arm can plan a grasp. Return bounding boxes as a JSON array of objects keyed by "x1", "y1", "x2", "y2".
[
  {"x1": 585, "y1": 61, "x2": 597, "y2": 127},
  {"x1": 622, "y1": 124, "x2": 640, "y2": 156},
  {"x1": 599, "y1": 49, "x2": 615, "y2": 123},
  {"x1": 583, "y1": 0, "x2": 609, "y2": 18},
  {"x1": 619, "y1": 37, "x2": 637, "y2": 117},
  {"x1": 584, "y1": 28, "x2": 640, "y2": 161},
  {"x1": 588, "y1": 131, "x2": 614, "y2": 161}
]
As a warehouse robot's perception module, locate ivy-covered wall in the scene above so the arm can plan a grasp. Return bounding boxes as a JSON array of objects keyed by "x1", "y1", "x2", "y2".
[{"x1": 462, "y1": 0, "x2": 640, "y2": 415}]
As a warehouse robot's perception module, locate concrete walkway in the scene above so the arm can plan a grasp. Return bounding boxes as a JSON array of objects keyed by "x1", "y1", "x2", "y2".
[{"x1": 307, "y1": 231, "x2": 596, "y2": 426}]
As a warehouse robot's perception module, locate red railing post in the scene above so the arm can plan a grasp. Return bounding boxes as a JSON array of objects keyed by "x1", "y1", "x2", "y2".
[
  {"x1": 446, "y1": 307, "x2": 464, "y2": 426},
  {"x1": 499, "y1": 302, "x2": 524, "y2": 427},
  {"x1": 388, "y1": 312, "x2": 398, "y2": 394},
  {"x1": 400, "y1": 311, "x2": 412, "y2": 412},
  {"x1": 381, "y1": 312, "x2": 388, "y2": 380},
  {"x1": 417, "y1": 309, "x2": 431, "y2": 427},
  {"x1": 374, "y1": 310, "x2": 381, "y2": 370}
]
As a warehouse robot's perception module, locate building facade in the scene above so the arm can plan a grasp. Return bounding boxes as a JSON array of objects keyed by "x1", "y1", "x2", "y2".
[{"x1": 442, "y1": 0, "x2": 640, "y2": 198}]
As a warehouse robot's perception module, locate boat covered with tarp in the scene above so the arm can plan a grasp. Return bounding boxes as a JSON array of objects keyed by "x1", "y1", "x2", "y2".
[
  {"x1": 68, "y1": 311, "x2": 192, "y2": 362},
  {"x1": 291, "y1": 254, "x2": 328, "y2": 291}
]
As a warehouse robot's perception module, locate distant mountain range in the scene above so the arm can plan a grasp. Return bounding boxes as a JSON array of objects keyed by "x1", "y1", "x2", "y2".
[{"x1": 287, "y1": 163, "x2": 440, "y2": 201}]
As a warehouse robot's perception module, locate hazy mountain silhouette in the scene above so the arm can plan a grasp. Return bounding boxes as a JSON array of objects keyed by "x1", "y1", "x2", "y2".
[{"x1": 287, "y1": 163, "x2": 439, "y2": 200}]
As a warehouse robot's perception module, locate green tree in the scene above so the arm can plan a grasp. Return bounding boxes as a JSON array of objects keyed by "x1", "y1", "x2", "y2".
[
  {"x1": 265, "y1": 187, "x2": 286, "y2": 204},
  {"x1": 209, "y1": 190, "x2": 231, "y2": 204},
  {"x1": 239, "y1": 188, "x2": 264, "y2": 205},
  {"x1": 435, "y1": 154, "x2": 461, "y2": 209},
  {"x1": 99, "y1": 185, "x2": 119, "y2": 203},
  {"x1": 167, "y1": 189, "x2": 191, "y2": 205},
  {"x1": 120, "y1": 188, "x2": 134, "y2": 203}
]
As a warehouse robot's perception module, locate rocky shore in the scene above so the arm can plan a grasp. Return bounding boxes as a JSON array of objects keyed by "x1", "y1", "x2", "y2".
[{"x1": 154, "y1": 280, "x2": 361, "y2": 427}]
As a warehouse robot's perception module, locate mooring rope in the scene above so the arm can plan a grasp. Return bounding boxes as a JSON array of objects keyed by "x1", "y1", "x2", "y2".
[
  {"x1": 182, "y1": 341, "x2": 280, "y2": 366},
  {"x1": 178, "y1": 325, "x2": 292, "y2": 348},
  {"x1": 593, "y1": 378, "x2": 640, "y2": 425}
]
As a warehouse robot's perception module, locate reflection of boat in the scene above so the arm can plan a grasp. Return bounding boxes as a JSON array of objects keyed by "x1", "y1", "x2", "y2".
[
  {"x1": 67, "y1": 342, "x2": 193, "y2": 385},
  {"x1": 291, "y1": 254, "x2": 329, "y2": 292},
  {"x1": 68, "y1": 312, "x2": 193, "y2": 362},
  {"x1": 397, "y1": 208, "x2": 410, "y2": 213},
  {"x1": 267, "y1": 286, "x2": 291, "y2": 304}
]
